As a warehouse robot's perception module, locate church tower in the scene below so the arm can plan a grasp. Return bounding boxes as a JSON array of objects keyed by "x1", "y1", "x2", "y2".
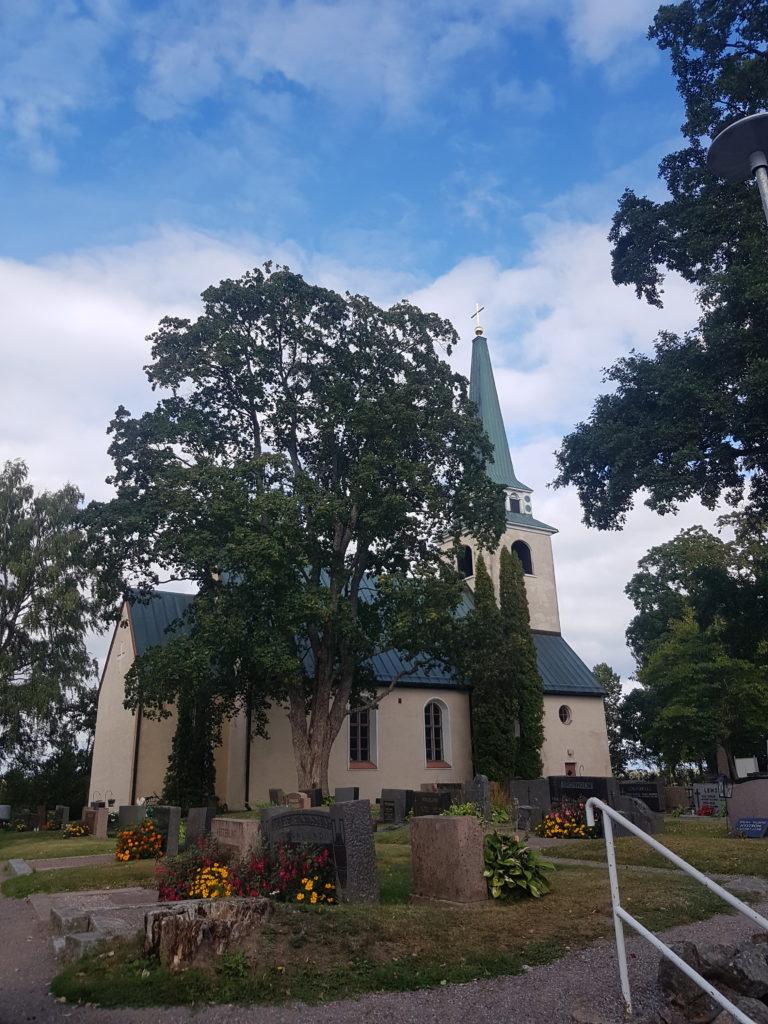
[{"x1": 462, "y1": 318, "x2": 561, "y2": 634}]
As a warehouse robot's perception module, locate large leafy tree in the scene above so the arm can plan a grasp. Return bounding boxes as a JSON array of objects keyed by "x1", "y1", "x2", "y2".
[
  {"x1": 592, "y1": 662, "x2": 626, "y2": 775},
  {"x1": 88, "y1": 265, "x2": 504, "y2": 794},
  {"x1": 554, "y1": 1, "x2": 768, "y2": 529},
  {"x1": 0, "y1": 459, "x2": 100, "y2": 767}
]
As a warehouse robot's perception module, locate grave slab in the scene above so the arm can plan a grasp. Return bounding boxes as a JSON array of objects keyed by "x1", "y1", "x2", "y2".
[
  {"x1": 210, "y1": 817, "x2": 260, "y2": 858},
  {"x1": 330, "y1": 799, "x2": 378, "y2": 903},
  {"x1": 410, "y1": 816, "x2": 488, "y2": 903}
]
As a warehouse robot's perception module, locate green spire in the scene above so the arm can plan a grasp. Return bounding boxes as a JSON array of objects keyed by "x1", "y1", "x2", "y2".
[{"x1": 469, "y1": 333, "x2": 530, "y2": 491}]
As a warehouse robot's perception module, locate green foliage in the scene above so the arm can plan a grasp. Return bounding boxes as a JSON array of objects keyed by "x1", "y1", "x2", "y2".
[
  {"x1": 592, "y1": 662, "x2": 625, "y2": 775},
  {"x1": 554, "y1": 3, "x2": 768, "y2": 530},
  {"x1": 440, "y1": 801, "x2": 482, "y2": 817},
  {"x1": 483, "y1": 831, "x2": 553, "y2": 900},
  {"x1": 0, "y1": 460, "x2": 101, "y2": 766},
  {"x1": 88, "y1": 264, "x2": 505, "y2": 793},
  {"x1": 0, "y1": 741, "x2": 91, "y2": 815},
  {"x1": 502, "y1": 548, "x2": 544, "y2": 778},
  {"x1": 637, "y1": 609, "x2": 768, "y2": 775}
]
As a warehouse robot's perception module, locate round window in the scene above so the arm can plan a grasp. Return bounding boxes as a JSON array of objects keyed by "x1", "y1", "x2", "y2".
[{"x1": 558, "y1": 705, "x2": 572, "y2": 725}]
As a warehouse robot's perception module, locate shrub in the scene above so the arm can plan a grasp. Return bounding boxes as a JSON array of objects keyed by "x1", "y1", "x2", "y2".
[
  {"x1": 491, "y1": 805, "x2": 511, "y2": 824},
  {"x1": 115, "y1": 819, "x2": 164, "y2": 861},
  {"x1": 64, "y1": 822, "x2": 89, "y2": 838},
  {"x1": 441, "y1": 802, "x2": 482, "y2": 818},
  {"x1": 535, "y1": 800, "x2": 597, "y2": 839},
  {"x1": 483, "y1": 831, "x2": 554, "y2": 900}
]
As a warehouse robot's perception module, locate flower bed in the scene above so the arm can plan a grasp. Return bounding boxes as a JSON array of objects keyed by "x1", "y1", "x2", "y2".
[
  {"x1": 115, "y1": 819, "x2": 164, "y2": 861},
  {"x1": 64, "y1": 822, "x2": 89, "y2": 838},
  {"x1": 535, "y1": 801, "x2": 597, "y2": 840}
]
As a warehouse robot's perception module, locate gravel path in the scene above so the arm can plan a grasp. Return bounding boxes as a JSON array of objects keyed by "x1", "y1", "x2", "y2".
[{"x1": 2, "y1": 872, "x2": 768, "y2": 1024}]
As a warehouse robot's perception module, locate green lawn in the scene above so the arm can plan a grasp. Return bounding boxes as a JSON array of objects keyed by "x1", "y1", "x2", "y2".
[
  {"x1": 51, "y1": 832, "x2": 746, "y2": 1010},
  {"x1": 2, "y1": 858, "x2": 158, "y2": 898},
  {"x1": 0, "y1": 829, "x2": 115, "y2": 863}
]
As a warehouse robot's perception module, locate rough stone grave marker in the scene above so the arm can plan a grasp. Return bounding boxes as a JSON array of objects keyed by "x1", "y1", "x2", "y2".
[
  {"x1": 36, "y1": 804, "x2": 47, "y2": 831},
  {"x1": 613, "y1": 797, "x2": 663, "y2": 838},
  {"x1": 211, "y1": 817, "x2": 260, "y2": 858},
  {"x1": 467, "y1": 774, "x2": 491, "y2": 821},
  {"x1": 334, "y1": 787, "x2": 359, "y2": 803},
  {"x1": 83, "y1": 807, "x2": 108, "y2": 839},
  {"x1": 118, "y1": 805, "x2": 146, "y2": 831},
  {"x1": 152, "y1": 805, "x2": 181, "y2": 857},
  {"x1": 330, "y1": 800, "x2": 378, "y2": 902},
  {"x1": 284, "y1": 791, "x2": 311, "y2": 810},
  {"x1": 410, "y1": 815, "x2": 487, "y2": 903},
  {"x1": 413, "y1": 791, "x2": 452, "y2": 817}
]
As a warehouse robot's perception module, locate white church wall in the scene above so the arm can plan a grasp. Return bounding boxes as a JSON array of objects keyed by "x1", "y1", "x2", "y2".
[
  {"x1": 540, "y1": 695, "x2": 611, "y2": 778},
  {"x1": 489, "y1": 527, "x2": 561, "y2": 634},
  {"x1": 88, "y1": 606, "x2": 139, "y2": 808},
  {"x1": 132, "y1": 706, "x2": 177, "y2": 802}
]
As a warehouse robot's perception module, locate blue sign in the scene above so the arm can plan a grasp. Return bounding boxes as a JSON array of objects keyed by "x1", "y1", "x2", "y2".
[{"x1": 735, "y1": 817, "x2": 768, "y2": 839}]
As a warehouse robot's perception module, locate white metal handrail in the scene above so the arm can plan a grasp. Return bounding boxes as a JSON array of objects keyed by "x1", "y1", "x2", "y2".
[{"x1": 585, "y1": 797, "x2": 768, "y2": 1023}]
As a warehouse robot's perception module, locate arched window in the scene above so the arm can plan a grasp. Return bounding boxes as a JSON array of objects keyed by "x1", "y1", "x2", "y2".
[
  {"x1": 509, "y1": 494, "x2": 521, "y2": 514},
  {"x1": 457, "y1": 544, "x2": 473, "y2": 579},
  {"x1": 511, "y1": 540, "x2": 533, "y2": 575},
  {"x1": 424, "y1": 699, "x2": 450, "y2": 765}
]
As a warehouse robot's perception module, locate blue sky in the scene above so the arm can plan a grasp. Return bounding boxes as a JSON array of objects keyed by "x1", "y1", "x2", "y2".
[{"x1": 0, "y1": 0, "x2": 718, "y2": 679}]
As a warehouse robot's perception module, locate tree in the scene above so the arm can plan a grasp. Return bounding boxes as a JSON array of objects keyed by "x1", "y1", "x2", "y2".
[
  {"x1": 88, "y1": 265, "x2": 505, "y2": 794},
  {"x1": 502, "y1": 547, "x2": 544, "y2": 778},
  {"x1": 468, "y1": 555, "x2": 517, "y2": 781},
  {"x1": 638, "y1": 609, "x2": 768, "y2": 776},
  {"x1": 554, "y1": 2, "x2": 768, "y2": 529},
  {"x1": 592, "y1": 662, "x2": 625, "y2": 775},
  {"x1": 0, "y1": 459, "x2": 100, "y2": 766}
]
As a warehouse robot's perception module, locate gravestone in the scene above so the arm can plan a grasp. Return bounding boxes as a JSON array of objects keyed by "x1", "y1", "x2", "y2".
[
  {"x1": 0, "y1": 804, "x2": 11, "y2": 826},
  {"x1": 467, "y1": 774, "x2": 492, "y2": 821},
  {"x1": 152, "y1": 805, "x2": 182, "y2": 857},
  {"x1": 509, "y1": 778, "x2": 551, "y2": 815},
  {"x1": 379, "y1": 788, "x2": 413, "y2": 825},
  {"x1": 36, "y1": 804, "x2": 47, "y2": 831},
  {"x1": 211, "y1": 817, "x2": 260, "y2": 857},
  {"x1": 612, "y1": 797, "x2": 663, "y2": 838},
  {"x1": 728, "y1": 777, "x2": 768, "y2": 833},
  {"x1": 436, "y1": 782, "x2": 464, "y2": 802},
  {"x1": 618, "y1": 779, "x2": 666, "y2": 813},
  {"x1": 301, "y1": 787, "x2": 324, "y2": 807},
  {"x1": 549, "y1": 776, "x2": 620, "y2": 808},
  {"x1": 517, "y1": 805, "x2": 543, "y2": 832},
  {"x1": 83, "y1": 806, "x2": 108, "y2": 839},
  {"x1": 268, "y1": 788, "x2": 284, "y2": 806},
  {"x1": 410, "y1": 816, "x2": 487, "y2": 903},
  {"x1": 53, "y1": 805, "x2": 69, "y2": 829},
  {"x1": 413, "y1": 791, "x2": 452, "y2": 817},
  {"x1": 90, "y1": 800, "x2": 106, "y2": 809},
  {"x1": 693, "y1": 781, "x2": 725, "y2": 814},
  {"x1": 186, "y1": 806, "x2": 215, "y2": 846},
  {"x1": 261, "y1": 807, "x2": 333, "y2": 848},
  {"x1": 734, "y1": 817, "x2": 768, "y2": 839},
  {"x1": 284, "y1": 791, "x2": 311, "y2": 810},
  {"x1": 334, "y1": 787, "x2": 359, "y2": 803},
  {"x1": 329, "y1": 799, "x2": 378, "y2": 902},
  {"x1": 664, "y1": 785, "x2": 690, "y2": 811},
  {"x1": 118, "y1": 805, "x2": 146, "y2": 831},
  {"x1": 420, "y1": 782, "x2": 438, "y2": 793}
]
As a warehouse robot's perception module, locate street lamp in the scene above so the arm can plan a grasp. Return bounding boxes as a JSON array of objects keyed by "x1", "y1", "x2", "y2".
[{"x1": 707, "y1": 111, "x2": 768, "y2": 227}]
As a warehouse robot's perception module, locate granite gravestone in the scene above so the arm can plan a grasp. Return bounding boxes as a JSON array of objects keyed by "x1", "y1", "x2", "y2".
[
  {"x1": 612, "y1": 797, "x2": 663, "y2": 838},
  {"x1": 413, "y1": 791, "x2": 452, "y2": 817},
  {"x1": 411, "y1": 816, "x2": 487, "y2": 903},
  {"x1": 618, "y1": 779, "x2": 666, "y2": 813},
  {"x1": 53, "y1": 805, "x2": 70, "y2": 829},
  {"x1": 334, "y1": 787, "x2": 359, "y2": 803},
  {"x1": 436, "y1": 782, "x2": 464, "y2": 801},
  {"x1": 284, "y1": 791, "x2": 312, "y2": 810},
  {"x1": 0, "y1": 805, "x2": 11, "y2": 826},
  {"x1": 467, "y1": 775, "x2": 491, "y2": 821},
  {"x1": 152, "y1": 805, "x2": 181, "y2": 856},
  {"x1": 84, "y1": 806, "x2": 108, "y2": 839},
  {"x1": 380, "y1": 789, "x2": 413, "y2": 825},
  {"x1": 693, "y1": 782, "x2": 726, "y2": 815},
  {"x1": 330, "y1": 799, "x2": 378, "y2": 902},
  {"x1": 549, "y1": 776, "x2": 620, "y2": 808},
  {"x1": 510, "y1": 778, "x2": 551, "y2": 815},
  {"x1": 211, "y1": 816, "x2": 260, "y2": 857},
  {"x1": 186, "y1": 806, "x2": 215, "y2": 846},
  {"x1": 302, "y1": 787, "x2": 324, "y2": 807},
  {"x1": 118, "y1": 805, "x2": 147, "y2": 831},
  {"x1": 36, "y1": 804, "x2": 47, "y2": 831},
  {"x1": 268, "y1": 788, "x2": 285, "y2": 806},
  {"x1": 260, "y1": 807, "x2": 333, "y2": 848}
]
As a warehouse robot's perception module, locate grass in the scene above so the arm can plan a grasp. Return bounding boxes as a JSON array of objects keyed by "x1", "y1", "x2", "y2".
[
  {"x1": 551, "y1": 822, "x2": 768, "y2": 877},
  {"x1": 0, "y1": 829, "x2": 114, "y2": 863},
  {"x1": 2, "y1": 859, "x2": 157, "y2": 898},
  {"x1": 51, "y1": 836, "x2": 739, "y2": 1010}
]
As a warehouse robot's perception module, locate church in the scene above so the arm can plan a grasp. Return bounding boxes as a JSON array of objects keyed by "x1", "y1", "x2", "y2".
[{"x1": 88, "y1": 324, "x2": 611, "y2": 808}]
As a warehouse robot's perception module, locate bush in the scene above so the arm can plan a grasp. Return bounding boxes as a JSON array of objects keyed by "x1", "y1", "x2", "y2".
[
  {"x1": 115, "y1": 819, "x2": 164, "y2": 861},
  {"x1": 491, "y1": 805, "x2": 511, "y2": 824},
  {"x1": 441, "y1": 802, "x2": 482, "y2": 818},
  {"x1": 483, "y1": 831, "x2": 554, "y2": 900}
]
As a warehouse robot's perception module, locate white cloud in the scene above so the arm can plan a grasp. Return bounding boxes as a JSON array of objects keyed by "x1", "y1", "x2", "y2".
[
  {"x1": 0, "y1": 210, "x2": 707, "y2": 680},
  {"x1": 565, "y1": 0, "x2": 659, "y2": 67},
  {"x1": 495, "y1": 77, "x2": 554, "y2": 114}
]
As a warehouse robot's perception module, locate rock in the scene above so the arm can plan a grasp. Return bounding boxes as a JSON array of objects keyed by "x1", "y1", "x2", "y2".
[
  {"x1": 144, "y1": 898, "x2": 273, "y2": 971},
  {"x1": 711, "y1": 995, "x2": 768, "y2": 1024},
  {"x1": 724, "y1": 946, "x2": 768, "y2": 999}
]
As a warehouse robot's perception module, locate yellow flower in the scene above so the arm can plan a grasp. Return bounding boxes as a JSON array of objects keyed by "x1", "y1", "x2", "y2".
[{"x1": 296, "y1": 893, "x2": 305, "y2": 901}]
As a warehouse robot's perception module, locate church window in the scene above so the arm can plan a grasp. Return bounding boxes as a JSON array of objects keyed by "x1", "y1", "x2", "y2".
[
  {"x1": 559, "y1": 705, "x2": 572, "y2": 725},
  {"x1": 509, "y1": 494, "x2": 521, "y2": 514},
  {"x1": 457, "y1": 544, "x2": 473, "y2": 579},
  {"x1": 511, "y1": 540, "x2": 533, "y2": 575},
  {"x1": 424, "y1": 699, "x2": 450, "y2": 765},
  {"x1": 349, "y1": 708, "x2": 377, "y2": 766}
]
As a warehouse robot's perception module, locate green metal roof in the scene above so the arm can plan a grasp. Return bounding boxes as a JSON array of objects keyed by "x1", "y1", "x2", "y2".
[
  {"x1": 506, "y1": 510, "x2": 557, "y2": 535},
  {"x1": 126, "y1": 591, "x2": 603, "y2": 698},
  {"x1": 469, "y1": 334, "x2": 531, "y2": 492}
]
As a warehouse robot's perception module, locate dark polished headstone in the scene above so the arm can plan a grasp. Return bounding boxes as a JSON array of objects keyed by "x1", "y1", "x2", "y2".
[
  {"x1": 330, "y1": 799, "x2": 378, "y2": 903},
  {"x1": 509, "y1": 778, "x2": 551, "y2": 815},
  {"x1": 380, "y1": 789, "x2": 413, "y2": 824},
  {"x1": 413, "y1": 791, "x2": 452, "y2": 817},
  {"x1": 301, "y1": 787, "x2": 324, "y2": 807},
  {"x1": 152, "y1": 805, "x2": 181, "y2": 856},
  {"x1": 118, "y1": 805, "x2": 146, "y2": 831},
  {"x1": 334, "y1": 787, "x2": 359, "y2": 803},
  {"x1": 186, "y1": 806, "x2": 214, "y2": 846},
  {"x1": 261, "y1": 807, "x2": 333, "y2": 848},
  {"x1": 618, "y1": 779, "x2": 666, "y2": 812},
  {"x1": 467, "y1": 774, "x2": 491, "y2": 821},
  {"x1": 268, "y1": 788, "x2": 285, "y2": 806}
]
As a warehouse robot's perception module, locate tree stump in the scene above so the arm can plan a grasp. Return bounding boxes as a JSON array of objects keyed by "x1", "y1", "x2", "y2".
[{"x1": 144, "y1": 898, "x2": 273, "y2": 971}]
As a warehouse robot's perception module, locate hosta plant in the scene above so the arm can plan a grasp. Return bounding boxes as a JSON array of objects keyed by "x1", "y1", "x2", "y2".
[{"x1": 483, "y1": 831, "x2": 554, "y2": 900}]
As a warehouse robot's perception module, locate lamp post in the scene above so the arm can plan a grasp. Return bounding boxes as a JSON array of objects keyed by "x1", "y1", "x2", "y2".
[{"x1": 707, "y1": 111, "x2": 768, "y2": 227}]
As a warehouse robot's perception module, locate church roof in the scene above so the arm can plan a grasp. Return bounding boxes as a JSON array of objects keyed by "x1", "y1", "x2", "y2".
[
  {"x1": 506, "y1": 510, "x2": 557, "y2": 535},
  {"x1": 124, "y1": 588, "x2": 603, "y2": 698},
  {"x1": 469, "y1": 333, "x2": 531, "y2": 492}
]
